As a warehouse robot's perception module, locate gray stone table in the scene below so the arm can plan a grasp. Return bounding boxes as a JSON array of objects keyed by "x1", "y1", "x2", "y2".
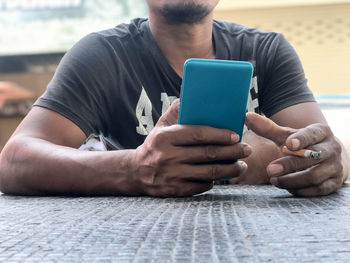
[{"x1": 1, "y1": 184, "x2": 350, "y2": 263}]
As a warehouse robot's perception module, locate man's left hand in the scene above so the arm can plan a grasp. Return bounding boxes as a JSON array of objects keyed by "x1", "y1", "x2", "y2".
[{"x1": 245, "y1": 112, "x2": 345, "y2": 196}]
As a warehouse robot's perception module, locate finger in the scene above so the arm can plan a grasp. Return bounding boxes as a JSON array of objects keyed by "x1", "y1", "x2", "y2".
[
  {"x1": 179, "y1": 143, "x2": 252, "y2": 164},
  {"x1": 156, "y1": 99, "x2": 180, "y2": 127},
  {"x1": 266, "y1": 148, "x2": 330, "y2": 178},
  {"x1": 165, "y1": 125, "x2": 240, "y2": 146},
  {"x1": 269, "y1": 159, "x2": 342, "y2": 189},
  {"x1": 287, "y1": 177, "x2": 343, "y2": 197},
  {"x1": 184, "y1": 161, "x2": 248, "y2": 181},
  {"x1": 245, "y1": 112, "x2": 296, "y2": 146},
  {"x1": 285, "y1": 123, "x2": 332, "y2": 151}
]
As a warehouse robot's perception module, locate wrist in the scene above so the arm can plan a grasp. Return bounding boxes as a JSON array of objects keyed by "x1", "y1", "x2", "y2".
[
  {"x1": 86, "y1": 149, "x2": 143, "y2": 196},
  {"x1": 127, "y1": 147, "x2": 153, "y2": 196}
]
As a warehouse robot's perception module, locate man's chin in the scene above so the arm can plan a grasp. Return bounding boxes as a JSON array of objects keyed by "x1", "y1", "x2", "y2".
[{"x1": 160, "y1": 3, "x2": 212, "y2": 25}]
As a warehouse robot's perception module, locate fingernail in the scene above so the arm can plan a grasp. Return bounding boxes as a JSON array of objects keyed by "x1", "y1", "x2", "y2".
[
  {"x1": 267, "y1": 164, "x2": 283, "y2": 176},
  {"x1": 243, "y1": 145, "x2": 252, "y2": 156},
  {"x1": 291, "y1": 139, "x2": 300, "y2": 150},
  {"x1": 231, "y1": 134, "x2": 240, "y2": 143},
  {"x1": 270, "y1": 177, "x2": 278, "y2": 186}
]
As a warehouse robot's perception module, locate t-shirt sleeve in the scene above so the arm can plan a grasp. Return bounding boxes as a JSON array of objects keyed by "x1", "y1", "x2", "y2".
[
  {"x1": 259, "y1": 33, "x2": 315, "y2": 117},
  {"x1": 34, "y1": 33, "x2": 117, "y2": 137}
]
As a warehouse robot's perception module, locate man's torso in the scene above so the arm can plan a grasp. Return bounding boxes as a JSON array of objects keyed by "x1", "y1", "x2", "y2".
[{"x1": 35, "y1": 18, "x2": 313, "y2": 150}]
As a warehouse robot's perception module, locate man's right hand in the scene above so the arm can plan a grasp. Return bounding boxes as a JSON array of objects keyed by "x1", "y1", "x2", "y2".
[{"x1": 131, "y1": 99, "x2": 252, "y2": 197}]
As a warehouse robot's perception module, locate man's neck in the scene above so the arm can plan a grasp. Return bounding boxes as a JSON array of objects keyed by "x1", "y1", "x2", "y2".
[{"x1": 148, "y1": 14, "x2": 215, "y2": 78}]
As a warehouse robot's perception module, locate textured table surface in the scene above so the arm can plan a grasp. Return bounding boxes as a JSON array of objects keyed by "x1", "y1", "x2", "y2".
[{"x1": 0, "y1": 184, "x2": 350, "y2": 263}]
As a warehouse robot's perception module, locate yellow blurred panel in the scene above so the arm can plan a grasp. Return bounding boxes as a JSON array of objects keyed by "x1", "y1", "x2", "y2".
[
  {"x1": 215, "y1": 3, "x2": 350, "y2": 94},
  {"x1": 217, "y1": 0, "x2": 350, "y2": 9}
]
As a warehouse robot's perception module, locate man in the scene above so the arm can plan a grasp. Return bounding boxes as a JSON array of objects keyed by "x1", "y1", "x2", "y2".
[{"x1": 0, "y1": 0, "x2": 348, "y2": 197}]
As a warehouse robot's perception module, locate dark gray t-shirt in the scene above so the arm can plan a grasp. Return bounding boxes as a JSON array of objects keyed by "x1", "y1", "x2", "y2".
[{"x1": 35, "y1": 18, "x2": 315, "y2": 150}]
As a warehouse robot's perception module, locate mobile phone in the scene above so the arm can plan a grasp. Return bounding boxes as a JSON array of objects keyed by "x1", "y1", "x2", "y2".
[{"x1": 178, "y1": 58, "x2": 253, "y2": 163}]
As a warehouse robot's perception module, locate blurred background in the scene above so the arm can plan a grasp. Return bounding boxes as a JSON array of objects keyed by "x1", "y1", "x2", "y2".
[{"x1": 0, "y1": 0, "x2": 349, "y2": 153}]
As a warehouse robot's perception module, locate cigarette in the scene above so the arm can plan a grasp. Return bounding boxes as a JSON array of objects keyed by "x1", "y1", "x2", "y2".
[{"x1": 282, "y1": 146, "x2": 321, "y2": 160}]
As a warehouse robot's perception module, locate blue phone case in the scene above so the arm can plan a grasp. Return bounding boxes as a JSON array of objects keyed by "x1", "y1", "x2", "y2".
[{"x1": 178, "y1": 58, "x2": 253, "y2": 140}]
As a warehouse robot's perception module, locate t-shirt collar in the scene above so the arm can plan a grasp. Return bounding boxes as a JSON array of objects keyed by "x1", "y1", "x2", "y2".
[{"x1": 141, "y1": 19, "x2": 225, "y2": 83}]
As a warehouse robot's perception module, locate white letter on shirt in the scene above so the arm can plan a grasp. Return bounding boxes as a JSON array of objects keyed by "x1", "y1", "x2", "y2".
[
  {"x1": 161, "y1": 93, "x2": 178, "y2": 115},
  {"x1": 136, "y1": 88, "x2": 154, "y2": 136}
]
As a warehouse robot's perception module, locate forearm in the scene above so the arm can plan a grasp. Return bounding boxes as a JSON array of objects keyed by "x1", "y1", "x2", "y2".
[{"x1": 0, "y1": 136, "x2": 139, "y2": 196}]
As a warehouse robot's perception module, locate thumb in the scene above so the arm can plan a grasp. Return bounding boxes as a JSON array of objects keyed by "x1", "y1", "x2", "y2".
[
  {"x1": 156, "y1": 99, "x2": 180, "y2": 127},
  {"x1": 245, "y1": 112, "x2": 297, "y2": 146}
]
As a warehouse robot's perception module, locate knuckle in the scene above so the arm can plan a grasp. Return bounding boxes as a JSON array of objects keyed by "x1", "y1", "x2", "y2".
[
  {"x1": 153, "y1": 151, "x2": 177, "y2": 167},
  {"x1": 321, "y1": 162, "x2": 339, "y2": 179},
  {"x1": 296, "y1": 124, "x2": 332, "y2": 148},
  {"x1": 317, "y1": 180, "x2": 337, "y2": 196},
  {"x1": 313, "y1": 123, "x2": 331, "y2": 141},
  {"x1": 317, "y1": 184, "x2": 331, "y2": 196},
  {"x1": 153, "y1": 152, "x2": 166, "y2": 166},
  {"x1": 305, "y1": 170, "x2": 319, "y2": 185},
  {"x1": 333, "y1": 142, "x2": 342, "y2": 156},
  {"x1": 138, "y1": 164, "x2": 158, "y2": 187},
  {"x1": 338, "y1": 162, "x2": 344, "y2": 175},
  {"x1": 319, "y1": 123, "x2": 332, "y2": 135},
  {"x1": 284, "y1": 157, "x2": 299, "y2": 173},
  {"x1": 296, "y1": 132, "x2": 308, "y2": 146},
  {"x1": 312, "y1": 173, "x2": 324, "y2": 185},
  {"x1": 157, "y1": 114, "x2": 165, "y2": 123},
  {"x1": 328, "y1": 148, "x2": 337, "y2": 160},
  {"x1": 210, "y1": 165, "x2": 221, "y2": 180},
  {"x1": 192, "y1": 128, "x2": 206, "y2": 144},
  {"x1": 328, "y1": 163, "x2": 338, "y2": 175},
  {"x1": 205, "y1": 145, "x2": 218, "y2": 160},
  {"x1": 332, "y1": 161, "x2": 343, "y2": 175},
  {"x1": 335, "y1": 174, "x2": 344, "y2": 185},
  {"x1": 323, "y1": 139, "x2": 341, "y2": 159},
  {"x1": 305, "y1": 125, "x2": 325, "y2": 144},
  {"x1": 152, "y1": 128, "x2": 169, "y2": 147},
  {"x1": 310, "y1": 129, "x2": 320, "y2": 144},
  {"x1": 328, "y1": 150, "x2": 335, "y2": 159}
]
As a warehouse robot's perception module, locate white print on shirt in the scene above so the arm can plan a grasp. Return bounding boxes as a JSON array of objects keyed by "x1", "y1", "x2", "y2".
[
  {"x1": 136, "y1": 77, "x2": 259, "y2": 136},
  {"x1": 136, "y1": 87, "x2": 154, "y2": 136},
  {"x1": 161, "y1": 93, "x2": 178, "y2": 115},
  {"x1": 244, "y1": 76, "x2": 259, "y2": 133},
  {"x1": 136, "y1": 89, "x2": 177, "y2": 136},
  {"x1": 246, "y1": 76, "x2": 259, "y2": 113}
]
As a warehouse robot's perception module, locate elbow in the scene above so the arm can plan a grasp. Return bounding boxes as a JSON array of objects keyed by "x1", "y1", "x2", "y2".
[
  {"x1": 0, "y1": 140, "x2": 17, "y2": 194},
  {"x1": 0, "y1": 138, "x2": 30, "y2": 195}
]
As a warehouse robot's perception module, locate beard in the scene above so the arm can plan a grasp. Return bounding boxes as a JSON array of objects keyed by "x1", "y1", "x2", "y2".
[{"x1": 159, "y1": 2, "x2": 212, "y2": 25}]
